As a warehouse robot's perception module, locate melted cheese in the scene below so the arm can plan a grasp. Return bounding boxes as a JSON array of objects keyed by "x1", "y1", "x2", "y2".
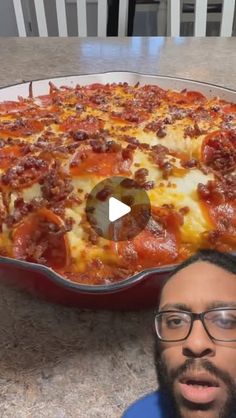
[{"x1": 150, "y1": 169, "x2": 214, "y2": 243}]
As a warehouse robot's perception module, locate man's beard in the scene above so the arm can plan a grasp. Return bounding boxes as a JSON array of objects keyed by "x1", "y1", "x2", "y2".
[{"x1": 154, "y1": 340, "x2": 236, "y2": 418}]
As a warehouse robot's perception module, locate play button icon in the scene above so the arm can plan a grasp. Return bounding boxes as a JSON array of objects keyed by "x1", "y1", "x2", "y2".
[
  {"x1": 109, "y1": 197, "x2": 131, "y2": 222},
  {"x1": 86, "y1": 176, "x2": 151, "y2": 241}
]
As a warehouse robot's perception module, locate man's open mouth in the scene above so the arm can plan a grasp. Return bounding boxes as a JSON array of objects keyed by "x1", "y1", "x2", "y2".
[{"x1": 178, "y1": 372, "x2": 221, "y2": 404}]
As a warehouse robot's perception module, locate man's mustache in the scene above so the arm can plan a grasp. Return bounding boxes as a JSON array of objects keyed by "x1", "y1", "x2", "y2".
[{"x1": 170, "y1": 358, "x2": 234, "y2": 388}]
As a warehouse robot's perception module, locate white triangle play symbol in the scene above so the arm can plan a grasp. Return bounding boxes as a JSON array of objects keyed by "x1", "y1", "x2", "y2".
[{"x1": 109, "y1": 197, "x2": 131, "y2": 222}]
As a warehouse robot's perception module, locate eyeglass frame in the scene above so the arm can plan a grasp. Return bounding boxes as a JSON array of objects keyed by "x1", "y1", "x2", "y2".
[{"x1": 154, "y1": 307, "x2": 236, "y2": 343}]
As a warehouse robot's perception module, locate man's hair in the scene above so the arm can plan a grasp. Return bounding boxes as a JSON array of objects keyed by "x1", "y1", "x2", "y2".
[{"x1": 157, "y1": 249, "x2": 236, "y2": 309}]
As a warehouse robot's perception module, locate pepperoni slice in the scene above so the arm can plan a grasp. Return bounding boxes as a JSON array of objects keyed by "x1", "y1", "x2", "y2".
[
  {"x1": 201, "y1": 130, "x2": 236, "y2": 173},
  {"x1": 0, "y1": 145, "x2": 24, "y2": 169},
  {"x1": 222, "y1": 103, "x2": 236, "y2": 113},
  {"x1": 138, "y1": 84, "x2": 166, "y2": 96},
  {"x1": 185, "y1": 91, "x2": 206, "y2": 102},
  {"x1": 70, "y1": 147, "x2": 132, "y2": 177},
  {"x1": 73, "y1": 84, "x2": 113, "y2": 109},
  {"x1": 111, "y1": 109, "x2": 149, "y2": 124},
  {"x1": 117, "y1": 207, "x2": 182, "y2": 269},
  {"x1": 1, "y1": 156, "x2": 49, "y2": 189},
  {"x1": 218, "y1": 101, "x2": 236, "y2": 115},
  {"x1": 167, "y1": 90, "x2": 206, "y2": 105},
  {"x1": 38, "y1": 92, "x2": 67, "y2": 108},
  {"x1": 198, "y1": 179, "x2": 236, "y2": 224},
  {"x1": 12, "y1": 208, "x2": 70, "y2": 269},
  {"x1": 0, "y1": 119, "x2": 44, "y2": 137},
  {"x1": 198, "y1": 178, "x2": 236, "y2": 251},
  {"x1": 85, "y1": 83, "x2": 111, "y2": 91},
  {"x1": 37, "y1": 94, "x2": 55, "y2": 107},
  {"x1": 0, "y1": 101, "x2": 29, "y2": 113},
  {"x1": 60, "y1": 115, "x2": 104, "y2": 135}
]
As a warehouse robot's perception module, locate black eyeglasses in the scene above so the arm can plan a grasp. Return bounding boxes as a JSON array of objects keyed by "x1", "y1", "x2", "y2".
[{"x1": 155, "y1": 308, "x2": 236, "y2": 342}]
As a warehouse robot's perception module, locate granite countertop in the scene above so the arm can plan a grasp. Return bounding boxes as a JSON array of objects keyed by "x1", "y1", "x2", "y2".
[{"x1": 0, "y1": 37, "x2": 235, "y2": 418}]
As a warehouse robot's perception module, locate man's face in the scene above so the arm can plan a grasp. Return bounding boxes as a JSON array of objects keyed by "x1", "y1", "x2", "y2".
[{"x1": 156, "y1": 261, "x2": 236, "y2": 418}]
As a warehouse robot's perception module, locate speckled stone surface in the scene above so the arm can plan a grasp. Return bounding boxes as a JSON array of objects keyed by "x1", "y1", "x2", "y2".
[
  {"x1": 0, "y1": 37, "x2": 235, "y2": 418},
  {"x1": 0, "y1": 37, "x2": 236, "y2": 89}
]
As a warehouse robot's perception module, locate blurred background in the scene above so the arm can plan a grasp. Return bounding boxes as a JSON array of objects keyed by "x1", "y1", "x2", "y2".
[{"x1": 1, "y1": 0, "x2": 236, "y2": 37}]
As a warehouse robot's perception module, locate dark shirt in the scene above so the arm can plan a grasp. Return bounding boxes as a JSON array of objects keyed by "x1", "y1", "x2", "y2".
[{"x1": 122, "y1": 391, "x2": 174, "y2": 418}]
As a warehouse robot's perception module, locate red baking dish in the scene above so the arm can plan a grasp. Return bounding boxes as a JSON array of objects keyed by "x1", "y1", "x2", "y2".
[
  {"x1": 0, "y1": 72, "x2": 235, "y2": 310},
  {"x1": 0, "y1": 256, "x2": 173, "y2": 309}
]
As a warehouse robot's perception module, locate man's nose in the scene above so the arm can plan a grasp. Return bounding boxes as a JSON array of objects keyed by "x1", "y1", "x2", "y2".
[{"x1": 182, "y1": 319, "x2": 216, "y2": 358}]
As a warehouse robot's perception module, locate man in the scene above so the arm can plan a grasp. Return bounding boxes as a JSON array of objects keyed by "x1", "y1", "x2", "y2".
[{"x1": 122, "y1": 249, "x2": 236, "y2": 418}]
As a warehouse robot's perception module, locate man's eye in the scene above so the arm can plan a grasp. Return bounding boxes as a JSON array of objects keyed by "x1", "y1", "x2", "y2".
[
  {"x1": 165, "y1": 317, "x2": 185, "y2": 328},
  {"x1": 214, "y1": 318, "x2": 236, "y2": 329},
  {"x1": 209, "y1": 313, "x2": 236, "y2": 329}
]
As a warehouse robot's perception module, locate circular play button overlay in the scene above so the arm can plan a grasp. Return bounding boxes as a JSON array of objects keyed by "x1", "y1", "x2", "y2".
[{"x1": 85, "y1": 176, "x2": 151, "y2": 241}]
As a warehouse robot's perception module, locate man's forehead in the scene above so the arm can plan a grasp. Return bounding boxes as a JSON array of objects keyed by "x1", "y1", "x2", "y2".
[{"x1": 159, "y1": 260, "x2": 236, "y2": 310}]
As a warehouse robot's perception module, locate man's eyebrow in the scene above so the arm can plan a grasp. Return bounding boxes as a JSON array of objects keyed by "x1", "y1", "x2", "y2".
[
  {"x1": 159, "y1": 301, "x2": 236, "y2": 312},
  {"x1": 207, "y1": 301, "x2": 236, "y2": 310},
  {"x1": 159, "y1": 303, "x2": 192, "y2": 312}
]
